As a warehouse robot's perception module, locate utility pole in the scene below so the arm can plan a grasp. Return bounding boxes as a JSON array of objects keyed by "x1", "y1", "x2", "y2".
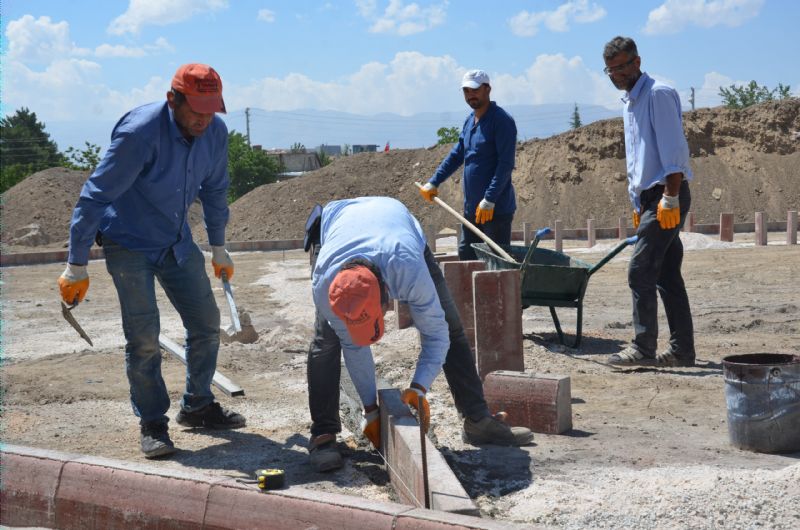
[
  {"x1": 689, "y1": 87, "x2": 695, "y2": 111},
  {"x1": 245, "y1": 107, "x2": 251, "y2": 147}
]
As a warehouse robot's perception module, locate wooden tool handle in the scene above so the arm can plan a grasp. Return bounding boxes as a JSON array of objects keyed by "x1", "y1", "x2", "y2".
[{"x1": 414, "y1": 182, "x2": 517, "y2": 263}]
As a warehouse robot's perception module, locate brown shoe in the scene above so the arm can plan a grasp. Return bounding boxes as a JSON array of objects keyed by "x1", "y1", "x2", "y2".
[
  {"x1": 309, "y1": 433, "x2": 343, "y2": 473},
  {"x1": 462, "y1": 412, "x2": 534, "y2": 446}
]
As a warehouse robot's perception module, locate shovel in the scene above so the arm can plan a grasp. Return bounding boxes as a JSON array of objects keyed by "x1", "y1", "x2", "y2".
[{"x1": 61, "y1": 301, "x2": 93, "y2": 346}]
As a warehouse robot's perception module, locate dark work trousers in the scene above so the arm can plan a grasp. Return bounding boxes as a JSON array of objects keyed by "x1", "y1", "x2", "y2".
[
  {"x1": 629, "y1": 180, "x2": 695, "y2": 360},
  {"x1": 458, "y1": 212, "x2": 514, "y2": 260},
  {"x1": 307, "y1": 245, "x2": 491, "y2": 437}
]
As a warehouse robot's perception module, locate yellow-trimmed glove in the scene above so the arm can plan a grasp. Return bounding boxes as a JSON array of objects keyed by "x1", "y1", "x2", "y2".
[
  {"x1": 361, "y1": 407, "x2": 381, "y2": 449},
  {"x1": 58, "y1": 263, "x2": 89, "y2": 305},
  {"x1": 419, "y1": 182, "x2": 438, "y2": 202},
  {"x1": 400, "y1": 387, "x2": 430, "y2": 433},
  {"x1": 211, "y1": 245, "x2": 234, "y2": 279},
  {"x1": 632, "y1": 209, "x2": 640, "y2": 229},
  {"x1": 656, "y1": 194, "x2": 680, "y2": 229},
  {"x1": 475, "y1": 199, "x2": 494, "y2": 224}
]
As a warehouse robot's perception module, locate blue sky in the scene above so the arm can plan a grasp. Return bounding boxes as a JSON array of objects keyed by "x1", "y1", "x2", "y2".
[{"x1": 2, "y1": 0, "x2": 798, "y2": 150}]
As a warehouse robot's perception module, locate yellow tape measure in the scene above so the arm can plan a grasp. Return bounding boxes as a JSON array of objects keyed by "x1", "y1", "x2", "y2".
[{"x1": 256, "y1": 468, "x2": 286, "y2": 490}]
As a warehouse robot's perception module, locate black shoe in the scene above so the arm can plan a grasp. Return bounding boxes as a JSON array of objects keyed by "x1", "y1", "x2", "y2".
[
  {"x1": 175, "y1": 402, "x2": 246, "y2": 429},
  {"x1": 308, "y1": 433, "x2": 343, "y2": 473},
  {"x1": 140, "y1": 421, "x2": 177, "y2": 458}
]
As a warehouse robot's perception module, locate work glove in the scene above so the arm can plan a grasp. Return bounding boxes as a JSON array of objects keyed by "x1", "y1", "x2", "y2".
[
  {"x1": 58, "y1": 263, "x2": 89, "y2": 305},
  {"x1": 475, "y1": 198, "x2": 495, "y2": 225},
  {"x1": 211, "y1": 246, "x2": 234, "y2": 279},
  {"x1": 656, "y1": 194, "x2": 680, "y2": 230},
  {"x1": 632, "y1": 209, "x2": 640, "y2": 229},
  {"x1": 400, "y1": 387, "x2": 430, "y2": 433},
  {"x1": 419, "y1": 182, "x2": 438, "y2": 203},
  {"x1": 361, "y1": 407, "x2": 381, "y2": 449}
]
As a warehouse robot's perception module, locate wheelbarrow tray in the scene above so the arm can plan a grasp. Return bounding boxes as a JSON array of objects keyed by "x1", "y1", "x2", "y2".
[{"x1": 472, "y1": 238, "x2": 636, "y2": 347}]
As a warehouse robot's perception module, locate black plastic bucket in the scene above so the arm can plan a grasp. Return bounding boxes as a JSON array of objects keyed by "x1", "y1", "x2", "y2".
[{"x1": 722, "y1": 353, "x2": 800, "y2": 453}]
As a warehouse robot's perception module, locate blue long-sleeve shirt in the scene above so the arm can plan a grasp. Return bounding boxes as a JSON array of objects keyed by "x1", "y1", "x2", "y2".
[
  {"x1": 312, "y1": 197, "x2": 449, "y2": 406},
  {"x1": 67, "y1": 101, "x2": 230, "y2": 266},
  {"x1": 623, "y1": 72, "x2": 693, "y2": 211},
  {"x1": 430, "y1": 101, "x2": 517, "y2": 216}
]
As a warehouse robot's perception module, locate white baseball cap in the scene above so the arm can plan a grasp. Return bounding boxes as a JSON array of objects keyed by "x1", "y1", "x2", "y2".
[{"x1": 461, "y1": 69, "x2": 490, "y2": 89}]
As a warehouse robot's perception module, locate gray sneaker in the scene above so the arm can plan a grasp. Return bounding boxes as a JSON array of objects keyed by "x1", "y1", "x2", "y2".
[
  {"x1": 462, "y1": 413, "x2": 534, "y2": 446},
  {"x1": 140, "y1": 421, "x2": 177, "y2": 458},
  {"x1": 308, "y1": 433, "x2": 343, "y2": 473}
]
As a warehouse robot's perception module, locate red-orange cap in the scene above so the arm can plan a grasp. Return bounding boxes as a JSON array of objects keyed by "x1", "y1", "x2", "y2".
[
  {"x1": 171, "y1": 63, "x2": 226, "y2": 114},
  {"x1": 328, "y1": 266, "x2": 384, "y2": 346}
]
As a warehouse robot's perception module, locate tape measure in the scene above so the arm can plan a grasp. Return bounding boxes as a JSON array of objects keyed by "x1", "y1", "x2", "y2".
[{"x1": 256, "y1": 468, "x2": 286, "y2": 490}]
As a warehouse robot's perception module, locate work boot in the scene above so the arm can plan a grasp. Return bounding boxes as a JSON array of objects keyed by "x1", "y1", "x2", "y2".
[
  {"x1": 462, "y1": 412, "x2": 534, "y2": 446},
  {"x1": 308, "y1": 433, "x2": 343, "y2": 473},
  {"x1": 140, "y1": 420, "x2": 177, "y2": 459},
  {"x1": 175, "y1": 402, "x2": 246, "y2": 429}
]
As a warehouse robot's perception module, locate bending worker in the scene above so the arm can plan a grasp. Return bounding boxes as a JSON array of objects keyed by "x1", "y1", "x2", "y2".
[
  {"x1": 57, "y1": 63, "x2": 245, "y2": 459},
  {"x1": 306, "y1": 196, "x2": 533, "y2": 472},
  {"x1": 420, "y1": 69, "x2": 517, "y2": 260}
]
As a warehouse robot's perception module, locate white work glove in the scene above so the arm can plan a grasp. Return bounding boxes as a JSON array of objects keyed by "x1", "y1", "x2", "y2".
[
  {"x1": 58, "y1": 263, "x2": 89, "y2": 305},
  {"x1": 656, "y1": 194, "x2": 680, "y2": 230},
  {"x1": 211, "y1": 246, "x2": 234, "y2": 279},
  {"x1": 419, "y1": 182, "x2": 438, "y2": 202}
]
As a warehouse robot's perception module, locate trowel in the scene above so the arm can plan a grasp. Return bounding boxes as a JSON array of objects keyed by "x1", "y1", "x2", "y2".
[
  {"x1": 221, "y1": 271, "x2": 242, "y2": 333},
  {"x1": 61, "y1": 301, "x2": 93, "y2": 346}
]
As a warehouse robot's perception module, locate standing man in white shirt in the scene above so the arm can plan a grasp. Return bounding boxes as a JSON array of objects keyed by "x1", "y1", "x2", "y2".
[
  {"x1": 602, "y1": 36, "x2": 696, "y2": 368},
  {"x1": 305, "y1": 197, "x2": 533, "y2": 472}
]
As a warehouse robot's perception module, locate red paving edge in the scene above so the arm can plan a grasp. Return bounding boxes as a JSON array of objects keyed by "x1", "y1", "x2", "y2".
[{"x1": 1, "y1": 444, "x2": 534, "y2": 530}]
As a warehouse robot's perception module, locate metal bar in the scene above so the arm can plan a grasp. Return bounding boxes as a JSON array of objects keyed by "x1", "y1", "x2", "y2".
[
  {"x1": 158, "y1": 334, "x2": 244, "y2": 397},
  {"x1": 221, "y1": 274, "x2": 242, "y2": 332},
  {"x1": 419, "y1": 395, "x2": 430, "y2": 509}
]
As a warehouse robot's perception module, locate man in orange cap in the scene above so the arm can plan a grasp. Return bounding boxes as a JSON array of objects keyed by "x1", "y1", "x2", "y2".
[
  {"x1": 306, "y1": 197, "x2": 533, "y2": 473},
  {"x1": 58, "y1": 63, "x2": 244, "y2": 459}
]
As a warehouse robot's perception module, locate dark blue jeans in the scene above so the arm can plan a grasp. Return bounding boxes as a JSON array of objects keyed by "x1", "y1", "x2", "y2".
[
  {"x1": 307, "y1": 246, "x2": 490, "y2": 437},
  {"x1": 458, "y1": 212, "x2": 513, "y2": 260},
  {"x1": 629, "y1": 181, "x2": 695, "y2": 359},
  {"x1": 104, "y1": 239, "x2": 221, "y2": 424}
]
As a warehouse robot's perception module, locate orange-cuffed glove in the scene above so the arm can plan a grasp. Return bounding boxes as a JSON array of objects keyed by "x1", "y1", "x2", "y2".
[
  {"x1": 632, "y1": 209, "x2": 640, "y2": 229},
  {"x1": 656, "y1": 194, "x2": 680, "y2": 229},
  {"x1": 211, "y1": 245, "x2": 234, "y2": 279},
  {"x1": 475, "y1": 198, "x2": 494, "y2": 225},
  {"x1": 419, "y1": 182, "x2": 438, "y2": 202},
  {"x1": 361, "y1": 407, "x2": 381, "y2": 449},
  {"x1": 58, "y1": 263, "x2": 89, "y2": 305},
  {"x1": 400, "y1": 387, "x2": 430, "y2": 433}
]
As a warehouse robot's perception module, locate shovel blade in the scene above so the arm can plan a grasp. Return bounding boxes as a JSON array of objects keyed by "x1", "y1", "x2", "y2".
[{"x1": 61, "y1": 302, "x2": 94, "y2": 346}]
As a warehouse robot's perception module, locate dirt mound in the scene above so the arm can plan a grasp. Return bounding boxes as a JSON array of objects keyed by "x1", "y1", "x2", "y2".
[
  {"x1": 1, "y1": 167, "x2": 88, "y2": 249},
  {"x1": 224, "y1": 98, "x2": 799, "y2": 241}
]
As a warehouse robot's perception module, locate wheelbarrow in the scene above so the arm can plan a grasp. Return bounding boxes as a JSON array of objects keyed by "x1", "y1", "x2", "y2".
[{"x1": 472, "y1": 231, "x2": 638, "y2": 348}]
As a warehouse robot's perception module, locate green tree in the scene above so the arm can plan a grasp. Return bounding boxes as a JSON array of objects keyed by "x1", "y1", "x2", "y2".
[
  {"x1": 290, "y1": 142, "x2": 306, "y2": 153},
  {"x1": 317, "y1": 146, "x2": 332, "y2": 167},
  {"x1": 436, "y1": 126, "x2": 460, "y2": 145},
  {"x1": 718, "y1": 81, "x2": 792, "y2": 109},
  {"x1": 1, "y1": 107, "x2": 64, "y2": 193},
  {"x1": 63, "y1": 142, "x2": 102, "y2": 171},
  {"x1": 227, "y1": 131, "x2": 280, "y2": 202},
  {"x1": 341, "y1": 144, "x2": 351, "y2": 156},
  {"x1": 569, "y1": 103, "x2": 582, "y2": 129}
]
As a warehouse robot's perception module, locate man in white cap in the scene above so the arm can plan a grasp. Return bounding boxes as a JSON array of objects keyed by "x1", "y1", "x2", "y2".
[
  {"x1": 419, "y1": 69, "x2": 518, "y2": 260},
  {"x1": 57, "y1": 64, "x2": 244, "y2": 459}
]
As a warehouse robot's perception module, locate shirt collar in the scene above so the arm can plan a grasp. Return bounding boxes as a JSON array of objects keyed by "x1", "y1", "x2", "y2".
[
  {"x1": 623, "y1": 72, "x2": 650, "y2": 104},
  {"x1": 166, "y1": 104, "x2": 191, "y2": 144}
]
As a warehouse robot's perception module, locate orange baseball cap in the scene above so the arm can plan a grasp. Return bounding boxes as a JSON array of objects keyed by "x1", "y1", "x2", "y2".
[
  {"x1": 171, "y1": 63, "x2": 226, "y2": 114},
  {"x1": 328, "y1": 266, "x2": 385, "y2": 346}
]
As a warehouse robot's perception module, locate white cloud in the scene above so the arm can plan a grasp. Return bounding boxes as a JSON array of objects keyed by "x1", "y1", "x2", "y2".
[
  {"x1": 643, "y1": 0, "x2": 764, "y2": 35},
  {"x1": 94, "y1": 37, "x2": 174, "y2": 58},
  {"x1": 5, "y1": 15, "x2": 90, "y2": 64},
  {"x1": 108, "y1": 0, "x2": 229, "y2": 35},
  {"x1": 257, "y1": 9, "x2": 276, "y2": 22},
  {"x1": 509, "y1": 0, "x2": 606, "y2": 37},
  {"x1": 360, "y1": 0, "x2": 447, "y2": 36}
]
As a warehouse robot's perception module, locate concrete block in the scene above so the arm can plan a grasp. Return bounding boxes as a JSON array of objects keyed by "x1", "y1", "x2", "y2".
[
  {"x1": 587, "y1": 219, "x2": 595, "y2": 247},
  {"x1": 0, "y1": 451, "x2": 63, "y2": 528},
  {"x1": 483, "y1": 371, "x2": 572, "y2": 434},
  {"x1": 720, "y1": 213, "x2": 734, "y2": 242},
  {"x1": 395, "y1": 300, "x2": 413, "y2": 329},
  {"x1": 788, "y1": 210, "x2": 798, "y2": 245},
  {"x1": 618, "y1": 216, "x2": 627, "y2": 239},
  {"x1": 685, "y1": 211, "x2": 695, "y2": 233},
  {"x1": 523, "y1": 222, "x2": 533, "y2": 247},
  {"x1": 472, "y1": 270, "x2": 524, "y2": 381},
  {"x1": 755, "y1": 211, "x2": 767, "y2": 246},
  {"x1": 55, "y1": 461, "x2": 208, "y2": 529},
  {"x1": 379, "y1": 389, "x2": 479, "y2": 516},
  {"x1": 554, "y1": 220, "x2": 563, "y2": 253},
  {"x1": 443, "y1": 261, "x2": 486, "y2": 352}
]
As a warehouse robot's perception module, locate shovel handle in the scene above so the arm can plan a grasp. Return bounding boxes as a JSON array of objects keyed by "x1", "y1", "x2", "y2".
[{"x1": 414, "y1": 182, "x2": 517, "y2": 263}]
